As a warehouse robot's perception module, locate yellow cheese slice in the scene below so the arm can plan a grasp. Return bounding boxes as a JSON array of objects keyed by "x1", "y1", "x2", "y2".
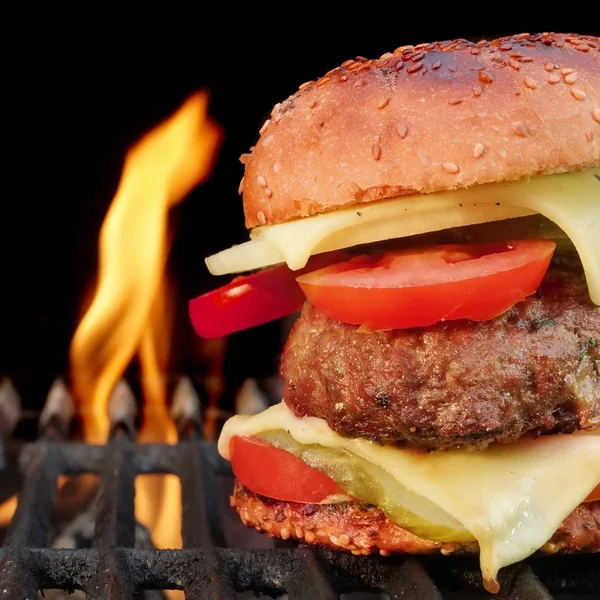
[
  {"x1": 219, "y1": 402, "x2": 600, "y2": 590},
  {"x1": 206, "y1": 168, "x2": 600, "y2": 304}
]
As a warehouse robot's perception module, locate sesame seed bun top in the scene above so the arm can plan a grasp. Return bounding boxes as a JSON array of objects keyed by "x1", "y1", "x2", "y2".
[{"x1": 241, "y1": 32, "x2": 600, "y2": 229}]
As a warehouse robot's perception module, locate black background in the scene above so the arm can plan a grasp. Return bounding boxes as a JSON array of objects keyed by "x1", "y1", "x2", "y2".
[{"x1": 2, "y1": 14, "x2": 597, "y2": 410}]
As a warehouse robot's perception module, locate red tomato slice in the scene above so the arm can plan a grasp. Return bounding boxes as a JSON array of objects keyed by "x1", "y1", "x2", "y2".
[
  {"x1": 189, "y1": 252, "x2": 348, "y2": 338},
  {"x1": 296, "y1": 240, "x2": 556, "y2": 330},
  {"x1": 585, "y1": 484, "x2": 600, "y2": 503},
  {"x1": 230, "y1": 435, "x2": 346, "y2": 503}
]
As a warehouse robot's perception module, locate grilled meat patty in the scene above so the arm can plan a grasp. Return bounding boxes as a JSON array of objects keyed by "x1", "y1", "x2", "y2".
[
  {"x1": 281, "y1": 258, "x2": 600, "y2": 449},
  {"x1": 232, "y1": 482, "x2": 600, "y2": 556}
]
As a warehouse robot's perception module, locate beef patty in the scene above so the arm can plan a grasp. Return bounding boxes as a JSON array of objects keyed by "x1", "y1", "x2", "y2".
[
  {"x1": 281, "y1": 258, "x2": 600, "y2": 449},
  {"x1": 232, "y1": 482, "x2": 600, "y2": 556}
]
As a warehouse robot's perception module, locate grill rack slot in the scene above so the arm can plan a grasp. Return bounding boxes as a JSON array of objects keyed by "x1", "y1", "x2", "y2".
[{"x1": 1, "y1": 434, "x2": 598, "y2": 599}]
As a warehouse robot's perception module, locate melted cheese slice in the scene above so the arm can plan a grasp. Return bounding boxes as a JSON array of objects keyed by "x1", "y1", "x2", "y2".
[
  {"x1": 219, "y1": 402, "x2": 600, "y2": 588},
  {"x1": 206, "y1": 168, "x2": 600, "y2": 304}
]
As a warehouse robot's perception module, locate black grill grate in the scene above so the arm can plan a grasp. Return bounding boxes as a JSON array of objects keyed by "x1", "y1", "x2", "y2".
[{"x1": 1, "y1": 409, "x2": 599, "y2": 598}]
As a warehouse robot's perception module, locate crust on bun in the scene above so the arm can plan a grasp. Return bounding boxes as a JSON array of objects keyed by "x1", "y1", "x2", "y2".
[
  {"x1": 241, "y1": 32, "x2": 600, "y2": 228},
  {"x1": 232, "y1": 482, "x2": 600, "y2": 557}
]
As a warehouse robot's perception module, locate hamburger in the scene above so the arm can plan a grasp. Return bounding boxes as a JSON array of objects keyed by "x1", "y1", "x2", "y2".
[{"x1": 188, "y1": 32, "x2": 600, "y2": 593}]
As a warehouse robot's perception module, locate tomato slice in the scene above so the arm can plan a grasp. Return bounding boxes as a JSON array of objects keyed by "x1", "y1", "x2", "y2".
[
  {"x1": 189, "y1": 252, "x2": 348, "y2": 338},
  {"x1": 585, "y1": 484, "x2": 600, "y2": 503},
  {"x1": 296, "y1": 240, "x2": 556, "y2": 330},
  {"x1": 230, "y1": 435, "x2": 346, "y2": 503}
]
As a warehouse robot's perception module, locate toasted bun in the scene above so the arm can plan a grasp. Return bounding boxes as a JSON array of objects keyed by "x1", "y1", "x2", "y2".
[
  {"x1": 232, "y1": 482, "x2": 600, "y2": 557},
  {"x1": 241, "y1": 33, "x2": 600, "y2": 228}
]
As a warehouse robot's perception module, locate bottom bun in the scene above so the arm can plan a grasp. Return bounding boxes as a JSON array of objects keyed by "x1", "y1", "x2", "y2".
[{"x1": 231, "y1": 481, "x2": 600, "y2": 557}]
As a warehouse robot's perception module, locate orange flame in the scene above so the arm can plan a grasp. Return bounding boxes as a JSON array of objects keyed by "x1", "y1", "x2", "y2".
[
  {"x1": 0, "y1": 494, "x2": 18, "y2": 528},
  {"x1": 69, "y1": 91, "x2": 221, "y2": 597},
  {"x1": 70, "y1": 91, "x2": 221, "y2": 442}
]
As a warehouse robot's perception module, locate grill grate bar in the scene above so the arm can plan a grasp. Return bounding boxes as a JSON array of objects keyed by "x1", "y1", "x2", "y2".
[
  {"x1": 286, "y1": 548, "x2": 338, "y2": 600},
  {"x1": 384, "y1": 558, "x2": 443, "y2": 600},
  {"x1": 5, "y1": 444, "x2": 60, "y2": 548},
  {"x1": 179, "y1": 438, "x2": 225, "y2": 548},
  {"x1": 88, "y1": 549, "x2": 135, "y2": 600},
  {"x1": 503, "y1": 564, "x2": 553, "y2": 600},
  {"x1": 93, "y1": 437, "x2": 136, "y2": 549}
]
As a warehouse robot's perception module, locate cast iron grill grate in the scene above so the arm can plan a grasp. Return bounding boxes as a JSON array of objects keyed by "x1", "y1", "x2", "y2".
[{"x1": 1, "y1": 402, "x2": 599, "y2": 599}]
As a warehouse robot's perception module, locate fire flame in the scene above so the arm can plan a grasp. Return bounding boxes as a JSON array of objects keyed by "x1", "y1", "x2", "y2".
[
  {"x1": 70, "y1": 91, "x2": 221, "y2": 442},
  {"x1": 69, "y1": 89, "x2": 221, "y2": 585}
]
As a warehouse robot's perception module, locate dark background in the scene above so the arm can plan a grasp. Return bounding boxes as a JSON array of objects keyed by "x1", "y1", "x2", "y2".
[{"x1": 2, "y1": 16, "x2": 597, "y2": 411}]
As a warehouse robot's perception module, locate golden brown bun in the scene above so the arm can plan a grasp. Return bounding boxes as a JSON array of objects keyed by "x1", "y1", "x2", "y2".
[
  {"x1": 232, "y1": 482, "x2": 600, "y2": 557},
  {"x1": 241, "y1": 33, "x2": 600, "y2": 228}
]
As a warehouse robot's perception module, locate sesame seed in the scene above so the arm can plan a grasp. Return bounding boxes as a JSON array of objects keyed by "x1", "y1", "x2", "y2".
[
  {"x1": 544, "y1": 62, "x2": 554, "y2": 71},
  {"x1": 411, "y1": 52, "x2": 425, "y2": 62},
  {"x1": 548, "y1": 74, "x2": 561, "y2": 84},
  {"x1": 299, "y1": 81, "x2": 313, "y2": 90},
  {"x1": 524, "y1": 76, "x2": 537, "y2": 90},
  {"x1": 571, "y1": 87, "x2": 586, "y2": 101},
  {"x1": 348, "y1": 62, "x2": 362, "y2": 72},
  {"x1": 586, "y1": 131, "x2": 594, "y2": 142},
  {"x1": 317, "y1": 77, "x2": 330, "y2": 87},
  {"x1": 576, "y1": 44, "x2": 590, "y2": 52},
  {"x1": 257, "y1": 175, "x2": 267, "y2": 187},
  {"x1": 513, "y1": 122, "x2": 529, "y2": 136},
  {"x1": 448, "y1": 98, "x2": 463, "y2": 105},
  {"x1": 593, "y1": 108, "x2": 600, "y2": 123},
  {"x1": 380, "y1": 549, "x2": 392, "y2": 557},
  {"x1": 351, "y1": 550, "x2": 362, "y2": 556},
  {"x1": 380, "y1": 52, "x2": 394, "y2": 60},
  {"x1": 561, "y1": 67, "x2": 574, "y2": 75},
  {"x1": 372, "y1": 142, "x2": 382, "y2": 160},
  {"x1": 394, "y1": 59, "x2": 404, "y2": 71},
  {"x1": 259, "y1": 119, "x2": 270, "y2": 134},
  {"x1": 432, "y1": 60, "x2": 442, "y2": 70},
  {"x1": 442, "y1": 162, "x2": 460, "y2": 174},
  {"x1": 273, "y1": 113, "x2": 282, "y2": 124},
  {"x1": 473, "y1": 85, "x2": 483, "y2": 97},
  {"x1": 330, "y1": 535, "x2": 340, "y2": 546},
  {"x1": 508, "y1": 58, "x2": 520, "y2": 70},
  {"x1": 341, "y1": 59, "x2": 354, "y2": 67},
  {"x1": 397, "y1": 123, "x2": 409, "y2": 138},
  {"x1": 554, "y1": 64, "x2": 560, "y2": 69},
  {"x1": 280, "y1": 527, "x2": 290, "y2": 540},
  {"x1": 295, "y1": 528, "x2": 304, "y2": 539},
  {"x1": 500, "y1": 43, "x2": 512, "y2": 51},
  {"x1": 338, "y1": 73, "x2": 348, "y2": 82},
  {"x1": 338, "y1": 534, "x2": 352, "y2": 546},
  {"x1": 478, "y1": 71, "x2": 493, "y2": 83},
  {"x1": 448, "y1": 64, "x2": 457, "y2": 72},
  {"x1": 521, "y1": 56, "x2": 534, "y2": 62},
  {"x1": 304, "y1": 530, "x2": 316, "y2": 543},
  {"x1": 378, "y1": 97, "x2": 390, "y2": 109},
  {"x1": 238, "y1": 178, "x2": 244, "y2": 195},
  {"x1": 564, "y1": 71, "x2": 578, "y2": 84},
  {"x1": 407, "y1": 61, "x2": 423, "y2": 74},
  {"x1": 309, "y1": 100, "x2": 318, "y2": 109},
  {"x1": 473, "y1": 142, "x2": 484, "y2": 158},
  {"x1": 257, "y1": 211, "x2": 267, "y2": 225},
  {"x1": 361, "y1": 549, "x2": 372, "y2": 556},
  {"x1": 470, "y1": 48, "x2": 480, "y2": 55},
  {"x1": 264, "y1": 188, "x2": 273, "y2": 198},
  {"x1": 273, "y1": 162, "x2": 281, "y2": 173}
]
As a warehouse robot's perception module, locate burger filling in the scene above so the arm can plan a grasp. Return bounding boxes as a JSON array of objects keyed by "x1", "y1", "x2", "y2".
[
  {"x1": 219, "y1": 402, "x2": 600, "y2": 592},
  {"x1": 189, "y1": 168, "x2": 600, "y2": 593}
]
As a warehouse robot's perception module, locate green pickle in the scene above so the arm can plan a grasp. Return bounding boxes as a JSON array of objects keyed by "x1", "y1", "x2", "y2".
[{"x1": 258, "y1": 430, "x2": 476, "y2": 543}]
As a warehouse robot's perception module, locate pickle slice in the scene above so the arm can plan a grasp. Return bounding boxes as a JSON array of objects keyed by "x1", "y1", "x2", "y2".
[{"x1": 258, "y1": 430, "x2": 475, "y2": 543}]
